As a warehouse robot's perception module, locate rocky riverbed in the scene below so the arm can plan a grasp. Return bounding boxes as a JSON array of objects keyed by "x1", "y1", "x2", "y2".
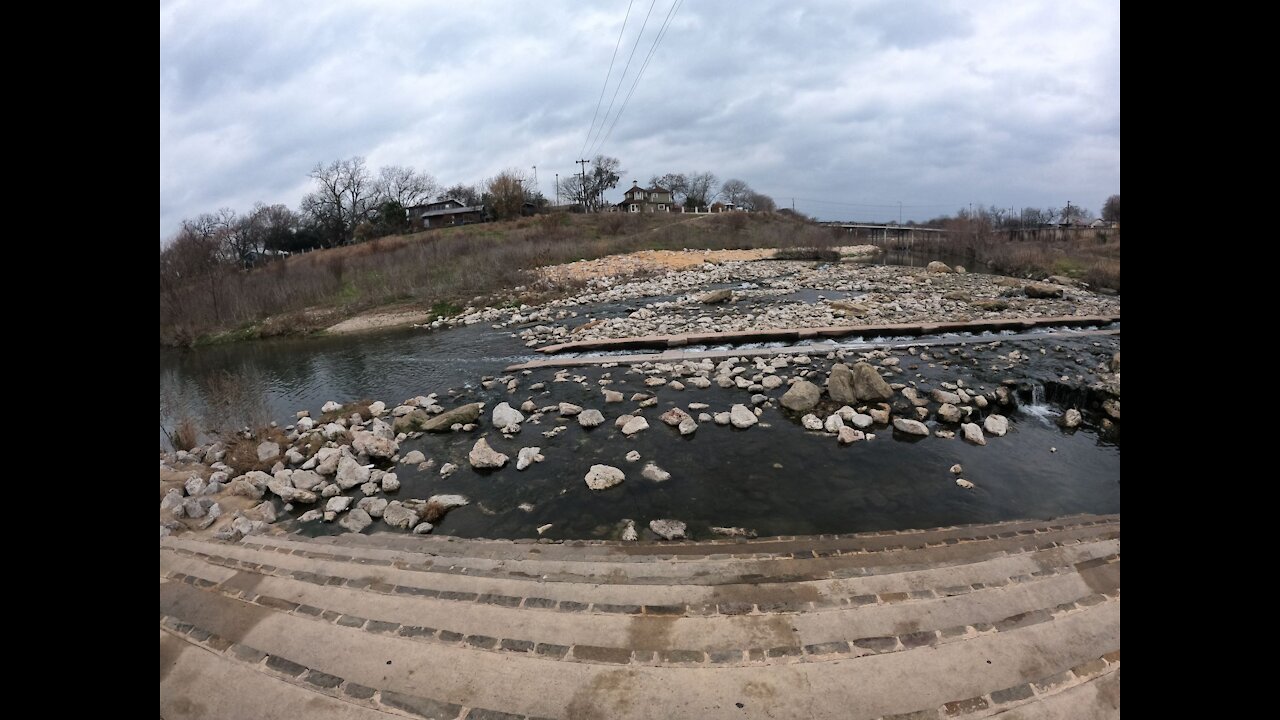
[
  {"x1": 414, "y1": 258, "x2": 1119, "y2": 351},
  {"x1": 160, "y1": 321, "x2": 1120, "y2": 543}
]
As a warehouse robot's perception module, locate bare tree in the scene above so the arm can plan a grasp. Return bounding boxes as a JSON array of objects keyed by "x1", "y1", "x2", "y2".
[
  {"x1": 1102, "y1": 194, "x2": 1120, "y2": 223},
  {"x1": 1020, "y1": 207, "x2": 1058, "y2": 227},
  {"x1": 556, "y1": 175, "x2": 587, "y2": 209},
  {"x1": 742, "y1": 191, "x2": 776, "y2": 212},
  {"x1": 685, "y1": 171, "x2": 719, "y2": 208},
  {"x1": 649, "y1": 173, "x2": 689, "y2": 205},
  {"x1": 300, "y1": 157, "x2": 372, "y2": 245},
  {"x1": 1059, "y1": 204, "x2": 1090, "y2": 223},
  {"x1": 719, "y1": 178, "x2": 752, "y2": 206},
  {"x1": 374, "y1": 165, "x2": 438, "y2": 208},
  {"x1": 160, "y1": 216, "x2": 232, "y2": 326},
  {"x1": 557, "y1": 156, "x2": 623, "y2": 211},
  {"x1": 437, "y1": 183, "x2": 483, "y2": 206},
  {"x1": 485, "y1": 169, "x2": 529, "y2": 220}
]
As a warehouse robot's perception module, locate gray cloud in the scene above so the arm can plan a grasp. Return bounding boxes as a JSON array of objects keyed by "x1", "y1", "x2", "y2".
[{"x1": 160, "y1": 0, "x2": 1119, "y2": 238}]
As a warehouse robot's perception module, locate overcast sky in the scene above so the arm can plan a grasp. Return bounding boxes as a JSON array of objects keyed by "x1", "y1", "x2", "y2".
[{"x1": 159, "y1": 0, "x2": 1119, "y2": 240}]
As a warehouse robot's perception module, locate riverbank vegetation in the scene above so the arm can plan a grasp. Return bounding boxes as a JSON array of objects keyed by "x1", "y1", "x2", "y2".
[{"x1": 159, "y1": 212, "x2": 842, "y2": 346}]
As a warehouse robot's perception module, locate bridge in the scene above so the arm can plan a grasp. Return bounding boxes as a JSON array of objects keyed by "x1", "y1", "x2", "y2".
[{"x1": 821, "y1": 222, "x2": 947, "y2": 242}]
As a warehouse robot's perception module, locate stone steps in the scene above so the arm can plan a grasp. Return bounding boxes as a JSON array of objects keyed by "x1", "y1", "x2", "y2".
[
  {"x1": 161, "y1": 548, "x2": 1118, "y2": 666},
  {"x1": 160, "y1": 516, "x2": 1121, "y2": 719},
  {"x1": 219, "y1": 519, "x2": 1119, "y2": 588},
  {"x1": 307, "y1": 513, "x2": 1118, "y2": 563},
  {"x1": 160, "y1": 535, "x2": 1119, "y2": 610}
]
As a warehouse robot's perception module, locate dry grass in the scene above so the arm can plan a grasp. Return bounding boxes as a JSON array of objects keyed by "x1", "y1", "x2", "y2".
[
  {"x1": 160, "y1": 212, "x2": 840, "y2": 345},
  {"x1": 319, "y1": 400, "x2": 374, "y2": 424},
  {"x1": 223, "y1": 427, "x2": 292, "y2": 474},
  {"x1": 171, "y1": 417, "x2": 200, "y2": 451},
  {"x1": 873, "y1": 232, "x2": 1121, "y2": 292},
  {"x1": 774, "y1": 247, "x2": 843, "y2": 262}
]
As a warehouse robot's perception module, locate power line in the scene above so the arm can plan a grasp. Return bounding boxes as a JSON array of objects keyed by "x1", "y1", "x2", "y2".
[
  {"x1": 772, "y1": 196, "x2": 960, "y2": 209},
  {"x1": 582, "y1": 0, "x2": 658, "y2": 156},
  {"x1": 589, "y1": 0, "x2": 682, "y2": 157},
  {"x1": 579, "y1": 0, "x2": 635, "y2": 159}
]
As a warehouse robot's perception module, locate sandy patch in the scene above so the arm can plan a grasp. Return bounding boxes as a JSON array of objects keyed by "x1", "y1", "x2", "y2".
[
  {"x1": 326, "y1": 310, "x2": 434, "y2": 334},
  {"x1": 539, "y1": 249, "x2": 778, "y2": 283}
]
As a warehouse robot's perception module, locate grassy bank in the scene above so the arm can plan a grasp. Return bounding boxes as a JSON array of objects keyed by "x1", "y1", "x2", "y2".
[
  {"x1": 873, "y1": 232, "x2": 1121, "y2": 292},
  {"x1": 159, "y1": 212, "x2": 843, "y2": 346}
]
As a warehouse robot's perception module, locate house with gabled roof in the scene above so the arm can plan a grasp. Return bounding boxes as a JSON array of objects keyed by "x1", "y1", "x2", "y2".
[
  {"x1": 406, "y1": 198, "x2": 491, "y2": 229},
  {"x1": 616, "y1": 182, "x2": 674, "y2": 213}
]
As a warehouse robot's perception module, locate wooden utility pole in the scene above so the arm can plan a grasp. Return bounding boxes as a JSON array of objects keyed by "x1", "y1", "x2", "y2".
[{"x1": 576, "y1": 159, "x2": 590, "y2": 211}]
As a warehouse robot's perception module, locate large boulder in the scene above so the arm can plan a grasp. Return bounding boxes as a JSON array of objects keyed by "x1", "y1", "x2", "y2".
[
  {"x1": 335, "y1": 456, "x2": 371, "y2": 490},
  {"x1": 356, "y1": 497, "x2": 388, "y2": 518},
  {"x1": 937, "y1": 403, "x2": 963, "y2": 423},
  {"x1": 468, "y1": 438, "x2": 509, "y2": 469},
  {"x1": 585, "y1": 464, "x2": 625, "y2": 491},
  {"x1": 830, "y1": 300, "x2": 869, "y2": 316},
  {"x1": 849, "y1": 362, "x2": 894, "y2": 402},
  {"x1": 1102, "y1": 399, "x2": 1121, "y2": 420},
  {"x1": 400, "y1": 450, "x2": 427, "y2": 465},
  {"x1": 314, "y1": 448, "x2": 341, "y2": 476},
  {"x1": 382, "y1": 501, "x2": 419, "y2": 529},
  {"x1": 641, "y1": 463, "x2": 671, "y2": 482},
  {"x1": 780, "y1": 380, "x2": 822, "y2": 412},
  {"x1": 730, "y1": 404, "x2": 758, "y2": 428},
  {"x1": 351, "y1": 431, "x2": 397, "y2": 460},
  {"x1": 926, "y1": 261, "x2": 953, "y2": 273},
  {"x1": 649, "y1": 519, "x2": 687, "y2": 540},
  {"x1": 256, "y1": 441, "x2": 281, "y2": 463},
  {"x1": 983, "y1": 414, "x2": 1009, "y2": 436},
  {"x1": 837, "y1": 427, "x2": 865, "y2": 444},
  {"x1": 827, "y1": 364, "x2": 858, "y2": 404},
  {"x1": 660, "y1": 407, "x2": 692, "y2": 427},
  {"x1": 961, "y1": 422, "x2": 987, "y2": 445},
  {"x1": 930, "y1": 388, "x2": 961, "y2": 405},
  {"x1": 699, "y1": 289, "x2": 732, "y2": 304},
  {"x1": 422, "y1": 494, "x2": 469, "y2": 523},
  {"x1": 417, "y1": 403, "x2": 484, "y2": 433},
  {"x1": 621, "y1": 416, "x2": 649, "y2": 435},
  {"x1": 338, "y1": 508, "x2": 372, "y2": 534},
  {"x1": 1025, "y1": 282, "x2": 1065, "y2": 299},
  {"x1": 184, "y1": 475, "x2": 207, "y2": 496},
  {"x1": 578, "y1": 409, "x2": 605, "y2": 428},
  {"x1": 291, "y1": 470, "x2": 322, "y2": 491},
  {"x1": 160, "y1": 489, "x2": 184, "y2": 514},
  {"x1": 228, "y1": 478, "x2": 265, "y2": 500},
  {"x1": 516, "y1": 447, "x2": 544, "y2": 470},
  {"x1": 892, "y1": 418, "x2": 930, "y2": 436},
  {"x1": 492, "y1": 402, "x2": 524, "y2": 429}
]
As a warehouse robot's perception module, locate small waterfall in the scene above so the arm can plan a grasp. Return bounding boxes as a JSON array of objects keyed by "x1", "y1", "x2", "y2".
[{"x1": 1021, "y1": 382, "x2": 1058, "y2": 426}]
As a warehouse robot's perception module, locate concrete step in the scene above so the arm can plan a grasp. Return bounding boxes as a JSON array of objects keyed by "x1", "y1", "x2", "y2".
[
  {"x1": 160, "y1": 576, "x2": 1119, "y2": 720},
  {"x1": 161, "y1": 628, "x2": 404, "y2": 719},
  {"x1": 238, "y1": 517, "x2": 1118, "y2": 585},
  {"x1": 307, "y1": 514, "x2": 1119, "y2": 562},
  {"x1": 161, "y1": 548, "x2": 1118, "y2": 665},
  {"x1": 161, "y1": 535, "x2": 1118, "y2": 612}
]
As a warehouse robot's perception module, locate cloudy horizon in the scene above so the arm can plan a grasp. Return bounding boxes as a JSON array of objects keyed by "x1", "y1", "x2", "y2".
[{"x1": 159, "y1": 0, "x2": 1120, "y2": 241}]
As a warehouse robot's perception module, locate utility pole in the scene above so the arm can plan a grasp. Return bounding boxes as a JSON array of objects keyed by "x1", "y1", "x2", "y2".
[
  {"x1": 531, "y1": 165, "x2": 538, "y2": 198},
  {"x1": 555, "y1": 173, "x2": 559, "y2": 206},
  {"x1": 898, "y1": 201, "x2": 902, "y2": 225},
  {"x1": 576, "y1": 159, "x2": 590, "y2": 212}
]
